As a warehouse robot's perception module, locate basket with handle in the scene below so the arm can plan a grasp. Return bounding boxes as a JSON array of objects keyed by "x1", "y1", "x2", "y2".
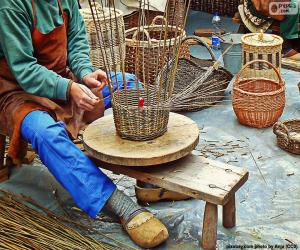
[
  {"x1": 273, "y1": 119, "x2": 300, "y2": 155},
  {"x1": 171, "y1": 36, "x2": 233, "y2": 112},
  {"x1": 125, "y1": 15, "x2": 186, "y2": 86},
  {"x1": 233, "y1": 60, "x2": 285, "y2": 128},
  {"x1": 80, "y1": 3, "x2": 125, "y2": 71}
]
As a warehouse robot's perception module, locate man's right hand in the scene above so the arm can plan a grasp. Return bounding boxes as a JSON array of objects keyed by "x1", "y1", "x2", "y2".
[{"x1": 69, "y1": 82, "x2": 100, "y2": 111}]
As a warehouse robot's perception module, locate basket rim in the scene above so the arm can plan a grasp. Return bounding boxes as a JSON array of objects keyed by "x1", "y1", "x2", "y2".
[
  {"x1": 80, "y1": 7, "x2": 123, "y2": 21},
  {"x1": 233, "y1": 77, "x2": 285, "y2": 96},
  {"x1": 241, "y1": 33, "x2": 283, "y2": 47},
  {"x1": 125, "y1": 25, "x2": 186, "y2": 47}
]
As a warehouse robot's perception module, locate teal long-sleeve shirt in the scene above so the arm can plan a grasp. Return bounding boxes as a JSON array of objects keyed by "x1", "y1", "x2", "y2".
[{"x1": 0, "y1": 0, "x2": 94, "y2": 100}]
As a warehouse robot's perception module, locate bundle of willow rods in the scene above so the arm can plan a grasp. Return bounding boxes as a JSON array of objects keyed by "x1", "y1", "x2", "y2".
[{"x1": 0, "y1": 190, "x2": 136, "y2": 250}]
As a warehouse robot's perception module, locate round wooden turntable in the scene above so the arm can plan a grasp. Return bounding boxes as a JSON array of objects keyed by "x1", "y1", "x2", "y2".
[{"x1": 83, "y1": 112, "x2": 199, "y2": 167}]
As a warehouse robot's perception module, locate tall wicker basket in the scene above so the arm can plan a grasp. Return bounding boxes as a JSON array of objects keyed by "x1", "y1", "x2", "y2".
[
  {"x1": 125, "y1": 16, "x2": 186, "y2": 86},
  {"x1": 80, "y1": 4, "x2": 125, "y2": 71},
  {"x1": 241, "y1": 32, "x2": 283, "y2": 81},
  {"x1": 233, "y1": 60, "x2": 285, "y2": 128}
]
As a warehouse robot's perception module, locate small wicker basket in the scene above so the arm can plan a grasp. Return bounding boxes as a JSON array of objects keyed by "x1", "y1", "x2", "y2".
[
  {"x1": 125, "y1": 16, "x2": 186, "y2": 86},
  {"x1": 273, "y1": 119, "x2": 300, "y2": 155},
  {"x1": 112, "y1": 86, "x2": 170, "y2": 141},
  {"x1": 80, "y1": 4, "x2": 125, "y2": 71},
  {"x1": 171, "y1": 36, "x2": 233, "y2": 112},
  {"x1": 241, "y1": 32, "x2": 283, "y2": 80},
  {"x1": 233, "y1": 60, "x2": 285, "y2": 128}
]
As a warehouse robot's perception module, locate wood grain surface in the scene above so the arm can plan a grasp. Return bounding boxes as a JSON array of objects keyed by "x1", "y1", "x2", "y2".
[{"x1": 83, "y1": 113, "x2": 200, "y2": 166}]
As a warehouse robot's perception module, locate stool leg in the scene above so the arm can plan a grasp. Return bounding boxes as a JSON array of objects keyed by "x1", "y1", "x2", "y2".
[
  {"x1": 201, "y1": 202, "x2": 218, "y2": 250},
  {"x1": 0, "y1": 134, "x2": 8, "y2": 182},
  {"x1": 223, "y1": 194, "x2": 236, "y2": 229}
]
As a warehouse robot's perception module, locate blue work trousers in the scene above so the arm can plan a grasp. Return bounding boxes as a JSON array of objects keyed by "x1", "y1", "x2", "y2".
[{"x1": 21, "y1": 72, "x2": 138, "y2": 218}]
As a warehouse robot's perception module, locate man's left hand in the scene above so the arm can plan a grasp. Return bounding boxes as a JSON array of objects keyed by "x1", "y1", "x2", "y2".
[{"x1": 83, "y1": 69, "x2": 108, "y2": 90}]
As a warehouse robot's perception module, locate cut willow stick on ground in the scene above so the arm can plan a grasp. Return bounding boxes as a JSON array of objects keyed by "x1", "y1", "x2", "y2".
[{"x1": 0, "y1": 190, "x2": 138, "y2": 250}]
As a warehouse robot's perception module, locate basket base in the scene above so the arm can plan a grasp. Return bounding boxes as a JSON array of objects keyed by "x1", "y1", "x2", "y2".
[
  {"x1": 234, "y1": 108, "x2": 284, "y2": 128},
  {"x1": 116, "y1": 127, "x2": 168, "y2": 141}
]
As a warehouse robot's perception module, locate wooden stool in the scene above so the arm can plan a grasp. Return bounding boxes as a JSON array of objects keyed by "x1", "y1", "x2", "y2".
[{"x1": 83, "y1": 113, "x2": 249, "y2": 249}]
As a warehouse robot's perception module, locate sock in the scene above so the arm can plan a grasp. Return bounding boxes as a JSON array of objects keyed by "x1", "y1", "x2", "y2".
[{"x1": 104, "y1": 189, "x2": 143, "y2": 222}]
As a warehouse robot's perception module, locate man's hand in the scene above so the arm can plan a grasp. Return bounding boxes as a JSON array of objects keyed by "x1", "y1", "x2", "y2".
[
  {"x1": 83, "y1": 69, "x2": 108, "y2": 90},
  {"x1": 70, "y1": 82, "x2": 100, "y2": 111}
]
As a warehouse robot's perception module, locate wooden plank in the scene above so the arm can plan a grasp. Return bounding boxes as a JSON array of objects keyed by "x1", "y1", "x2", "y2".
[
  {"x1": 201, "y1": 202, "x2": 218, "y2": 250},
  {"x1": 91, "y1": 154, "x2": 249, "y2": 205},
  {"x1": 282, "y1": 58, "x2": 300, "y2": 72},
  {"x1": 83, "y1": 113, "x2": 199, "y2": 166}
]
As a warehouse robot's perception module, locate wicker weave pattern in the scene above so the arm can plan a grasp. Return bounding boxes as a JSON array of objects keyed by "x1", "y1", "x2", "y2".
[
  {"x1": 171, "y1": 36, "x2": 232, "y2": 112},
  {"x1": 190, "y1": 0, "x2": 240, "y2": 16},
  {"x1": 80, "y1": 6, "x2": 125, "y2": 71},
  {"x1": 233, "y1": 60, "x2": 285, "y2": 128},
  {"x1": 242, "y1": 33, "x2": 283, "y2": 80},
  {"x1": 112, "y1": 88, "x2": 170, "y2": 141},
  {"x1": 273, "y1": 119, "x2": 300, "y2": 155},
  {"x1": 125, "y1": 17, "x2": 186, "y2": 86},
  {"x1": 123, "y1": 0, "x2": 186, "y2": 30}
]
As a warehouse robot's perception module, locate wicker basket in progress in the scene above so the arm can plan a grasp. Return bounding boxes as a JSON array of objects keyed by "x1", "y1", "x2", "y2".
[
  {"x1": 171, "y1": 36, "x2": 233, "y2": 112},
  {"x1": 233, "y1": 60, "x2": 285, "y2": 128},
  {"x1": 125, "y1": 16, "x2": 186, "y2": 86},
  {"x1": 112, "y1": 87, "x2": 169, "y2": 141},
  {"x1": 273, "y1": 119, "x2": 300, "y2": 155},
  {"x1": 80, "y1": 4, "x2": 125, "y2": 71},
  {"x1": 190, "y1": 0, "x2": 240, "y2": 16}
]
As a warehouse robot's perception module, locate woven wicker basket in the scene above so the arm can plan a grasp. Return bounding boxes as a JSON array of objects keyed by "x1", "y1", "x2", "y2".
[
  {"x1": 241, "y1": 32, "x2": 283, "y2": 81},
  {"x1": 123, "y1": 0, "x2": 186, "y2": 30},
  {"x1": 233, "y1": 60, "x2": 285, "y2": 128},
  {"x1": 112, "y1": 87, "x2": 170, "y2": 141},
  {"x1": 124, "y1": 10, "x2": 163, "y2": 30},
  {"x1": 80, "y1": 4, "x2": 125, "y2": 71},
  {"x1": 273, "y1": 119, "x2": 300, "y2": 155},
  {"x1": 125, "y1": 16, "x2": 186, "y2": 86},
  {"x1": 190, "y1": 0, "x2": 240, "y2": 16},
  {"x1": 171, "y1": 36, "x2": 233, "y2": 112}
]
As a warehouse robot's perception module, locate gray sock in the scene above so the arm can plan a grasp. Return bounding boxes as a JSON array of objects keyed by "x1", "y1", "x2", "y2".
[{"x1": 104, "y1": 189, "x2": 143, "y2": 222}]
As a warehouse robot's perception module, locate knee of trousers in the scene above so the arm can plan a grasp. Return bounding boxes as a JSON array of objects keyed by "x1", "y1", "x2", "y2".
[{"x1": 21, "y1": 111, "x2": 69, "y2": 150}]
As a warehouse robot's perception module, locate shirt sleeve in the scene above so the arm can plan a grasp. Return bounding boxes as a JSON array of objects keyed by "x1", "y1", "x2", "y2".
[
  {"x1": 67, "y1": 1, "x2": 94, "y2": 82},
  {"x1": 0, "y1": 8, "x2": 70, "y2": 100}
]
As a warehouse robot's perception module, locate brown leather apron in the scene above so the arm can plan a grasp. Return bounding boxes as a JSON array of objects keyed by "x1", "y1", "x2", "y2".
[{"x1": 0, "y1": 0, "x2": 104, "y2": 164}]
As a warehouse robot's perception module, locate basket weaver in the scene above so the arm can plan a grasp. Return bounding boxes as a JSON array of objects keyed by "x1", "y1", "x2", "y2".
[
  {"x1": 273, "y1": 119, "x2": 300, "y2": 155},
  {"x1": 80, "y1": 3, "x2": 125, "y2": 71},
  {"x1": 125, "y1": 15, "x2": 186, "y2": 86},
  {"x1": 171, "y1": 36, "x2": 233, "y2": 112},
  {"x1": 233, "y1": 60, "x2": 285, "y2": 128}
]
